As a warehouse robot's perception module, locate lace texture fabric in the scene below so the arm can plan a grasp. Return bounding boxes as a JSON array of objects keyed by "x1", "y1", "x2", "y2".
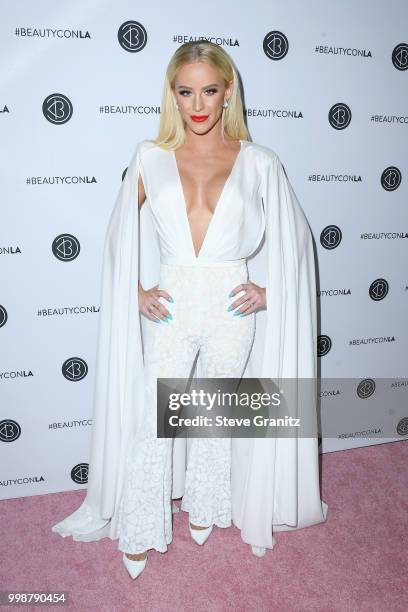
[{"x1": 116, "y1": 262, "x2": 256, "y2": 554}]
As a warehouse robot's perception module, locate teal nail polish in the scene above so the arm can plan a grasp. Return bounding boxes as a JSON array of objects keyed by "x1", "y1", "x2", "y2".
[
  {"x1": 233, "y1": 311, "x2": 241, "y2": 316},
  {"x1": 228, "y1": 291, "x2": 233, "y2": 297},
  {"x1": 154, "y1": 319, "x2": 161, "y2": 324},
  {"x1": 165, "y1": 314, "x2": 173, "y2": 320},
  {"x1": 227, "y1": 305, "x2": 234, "y2": 312},
  {"x1": 168, "y1": 297, "x2": 174, "y2": 302}
]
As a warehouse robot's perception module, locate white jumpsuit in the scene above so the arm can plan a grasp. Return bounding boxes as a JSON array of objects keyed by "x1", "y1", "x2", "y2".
[
  {"x1": 117, "y1": 140, "x2": 265, "y2": 554},
  {"x1": 51, "y1": 138, "x2": 328, "y2": 553}
]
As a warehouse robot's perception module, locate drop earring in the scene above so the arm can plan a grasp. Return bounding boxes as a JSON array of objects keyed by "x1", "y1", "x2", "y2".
[
  {"x1": 175, "y1": 103, "x2": 179, "y2": 110},
  {"x1": 223, "y1": 99, "x2": 229, "y2": 109}
]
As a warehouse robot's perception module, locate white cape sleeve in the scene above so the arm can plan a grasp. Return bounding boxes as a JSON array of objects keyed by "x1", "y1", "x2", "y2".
[
  {"x1": 51, "y1": 141, "x2": 147, "y2": 542},
  {"x1": 231, "y1": 150, "x2": 328, "y2": 552}
]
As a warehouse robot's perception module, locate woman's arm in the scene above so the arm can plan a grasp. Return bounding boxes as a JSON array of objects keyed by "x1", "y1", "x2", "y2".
[
  {"x1": 137, "y1": 173, "x2": 146, "y2": 295},
  {"x1": 138, "y1": 173, "x2": 147, "y2": 209}
]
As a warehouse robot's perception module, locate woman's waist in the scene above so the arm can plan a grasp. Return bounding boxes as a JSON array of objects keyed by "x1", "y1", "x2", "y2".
[
  {"x1": 158, "y1": 257, "x2": 248, "y2": 292},
  {"x1": 160, "y1": 255, "x2": 247, "y2": 269}
]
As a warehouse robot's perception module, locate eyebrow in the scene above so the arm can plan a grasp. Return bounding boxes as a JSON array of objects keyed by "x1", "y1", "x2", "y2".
[{"x1": 175, "y1": 83, "x2": 219, "y2": 90}]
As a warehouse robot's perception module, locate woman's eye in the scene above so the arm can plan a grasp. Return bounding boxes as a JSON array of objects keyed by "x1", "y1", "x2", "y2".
[{"x1": 178, "y1": 88, "x2": 218, "y2": 96}]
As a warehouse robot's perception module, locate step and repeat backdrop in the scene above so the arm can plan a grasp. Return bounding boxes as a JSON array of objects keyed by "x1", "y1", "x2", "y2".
[{"x1": 1, "y1": 0, "x2": 407, "y2": 500}]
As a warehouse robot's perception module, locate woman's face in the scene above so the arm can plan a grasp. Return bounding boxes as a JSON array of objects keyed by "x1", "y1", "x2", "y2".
[{"x1": 172, "y1": 60, "x2": 233, "y2": 136}]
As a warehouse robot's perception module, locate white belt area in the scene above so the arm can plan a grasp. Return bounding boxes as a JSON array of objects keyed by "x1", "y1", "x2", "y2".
[{"x1": 160, "y1": 256, "x2": 247, "y2": 268}]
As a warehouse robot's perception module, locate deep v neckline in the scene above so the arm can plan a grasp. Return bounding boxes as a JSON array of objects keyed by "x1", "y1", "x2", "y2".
[{"x1": 172, "y1": 140, "x2": 244, "y2": 259}]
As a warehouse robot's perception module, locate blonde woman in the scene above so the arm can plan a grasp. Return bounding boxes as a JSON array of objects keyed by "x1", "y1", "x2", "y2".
[{"x1": 52, "y1": 41, "x2": 328, "y2": 579}]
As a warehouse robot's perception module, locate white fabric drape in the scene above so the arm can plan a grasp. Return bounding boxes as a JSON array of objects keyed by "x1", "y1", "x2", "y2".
[{"x1": 51, "y1": 140, "x2": 328, "y2": 551}]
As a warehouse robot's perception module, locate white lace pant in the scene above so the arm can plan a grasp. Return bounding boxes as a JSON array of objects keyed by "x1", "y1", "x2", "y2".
[{"x1": 117, "y1": 261, "x2": 255, "y2": 554}]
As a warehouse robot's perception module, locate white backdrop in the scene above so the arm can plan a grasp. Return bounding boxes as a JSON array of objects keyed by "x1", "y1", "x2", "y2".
[{"x1": 1, "y1": 0, "x2": 407, "y2": 500}]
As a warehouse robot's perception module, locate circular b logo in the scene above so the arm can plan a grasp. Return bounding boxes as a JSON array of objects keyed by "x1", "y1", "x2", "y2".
[
  {"x1": 320, "y1": 225, "x2": 342, "y2": 250},
  {"x1": 118, "y1": 21, "x2": 147, "y2": 52},
  {"x1": 263, "y1": 31, "x2": 289, "y2": 60},
  {"x1": 369, "y1": 279, "x2": 389, "y2": 301},
  {"x1": 62, "y1": 357, "x2": 88, "y2": 382},
  {"x1": 52, "y1": 234, "x2": 80, "y2": 262},
  {"x1": 392, "y1": 43, "x2": 408, "y2": 71},
  {"x1": 0, "y1": 419, "x2": 22, "y2": 442},
  {"x1": 328, "y1": 103, "x2": 352, "y2": 130},
  {"x1": 71, "y1": 463, "x2": 89, "y2": 484},
  {"x1": 43, "y1": 94, "x2": 73, "y2": 125},
  {"x1": 381, "y1": 166, "x2": 402, "y2": 191},
  {"x1": 396, "y1": 417, "x2": 408, "y2": 436},
  {"x1": 357, "y1": 379, "x2": 376, "y2": 399},
  {"x1": 0, "y1": 305, "x2": 7, "y2": 328},
  {"x1": 318, "y1": 335, "x2": 332, "y2": 357}
]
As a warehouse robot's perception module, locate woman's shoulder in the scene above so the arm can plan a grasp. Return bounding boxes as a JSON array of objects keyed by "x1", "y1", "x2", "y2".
[
  {"x1": 135, "y1": 139, "x2": 159, "y2": 155},
  {"x1": 126, "y1": 139, "x2": 162, "y2": 170},
  {"x1": 244, "y1": 140, "x2": 280, "y2": 163},
  {"x1": 243, "y1": 141, "x2": 284, "y2": 177}
]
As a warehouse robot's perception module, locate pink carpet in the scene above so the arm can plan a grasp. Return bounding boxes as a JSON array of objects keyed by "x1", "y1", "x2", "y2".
[{"x1": 1, "y1": 440, "x2": 407, "y2": 612}]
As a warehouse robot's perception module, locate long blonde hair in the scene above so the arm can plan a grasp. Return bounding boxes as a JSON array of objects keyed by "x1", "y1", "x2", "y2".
[{"x1": 150, "y1": 41, "x2": 251, "y2": 150}]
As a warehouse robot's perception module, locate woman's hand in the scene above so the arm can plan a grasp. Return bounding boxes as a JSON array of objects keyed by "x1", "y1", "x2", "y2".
[
  {"x1": 138, "y1": 283, "x2": 174, "y2": 322},
  {"x1": 228, "y1": 281, "x2": 266, "y2": 316}
]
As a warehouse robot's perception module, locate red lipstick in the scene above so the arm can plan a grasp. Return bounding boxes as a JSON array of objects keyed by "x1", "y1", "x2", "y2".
[{"x1": 191, "y1": 115, "x2": 209, "y2": 122}]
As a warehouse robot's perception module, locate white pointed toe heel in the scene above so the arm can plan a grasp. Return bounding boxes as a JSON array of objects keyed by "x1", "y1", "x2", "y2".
[
  {"x1": 189, "y1": 523, "x2": 213, "y2": 545},
  {"x1": 251, "y1": 546, "x2": 266, "y2": 557},
  {"x1": 122, "y1": 552, "x2": 148, "y2": 579}
]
